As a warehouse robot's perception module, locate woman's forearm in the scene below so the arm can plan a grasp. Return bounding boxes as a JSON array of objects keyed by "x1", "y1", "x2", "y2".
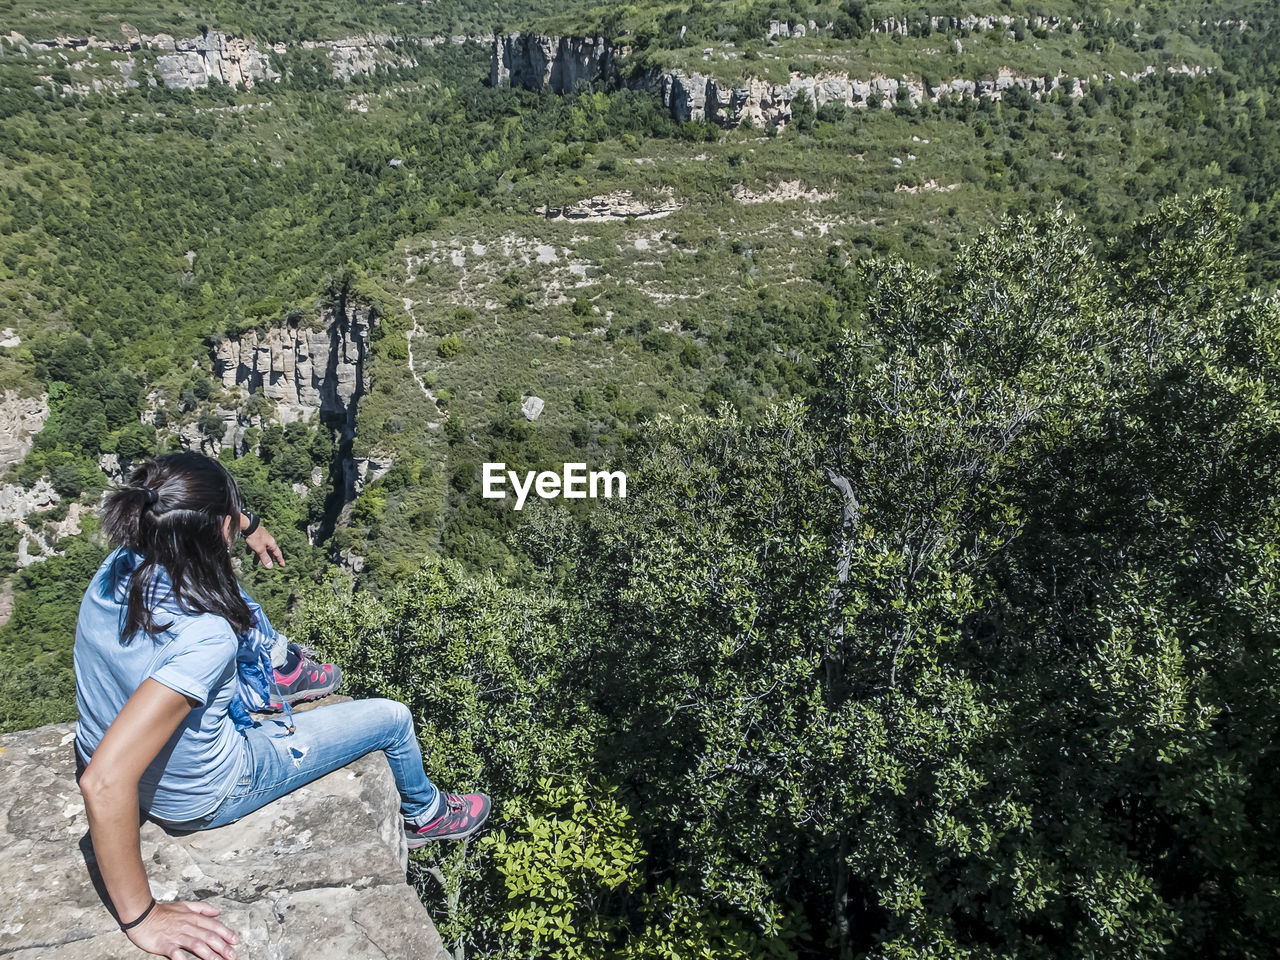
[
  {"x1": 75, "y1": 681, "x2": 240, "y2": 956},
  {"x1": 81, "y1": 777, "x2": 154, "y2": 924}
]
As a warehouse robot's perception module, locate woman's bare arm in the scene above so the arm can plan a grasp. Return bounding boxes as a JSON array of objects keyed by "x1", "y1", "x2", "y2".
[{"x1": 79, "y1": 678, "x2": 240, "y2": 960}]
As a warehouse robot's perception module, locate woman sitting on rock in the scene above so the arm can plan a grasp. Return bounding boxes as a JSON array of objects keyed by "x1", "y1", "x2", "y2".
[{"x1": 74, "y1": 452, "x2": 490, "y2": 960}]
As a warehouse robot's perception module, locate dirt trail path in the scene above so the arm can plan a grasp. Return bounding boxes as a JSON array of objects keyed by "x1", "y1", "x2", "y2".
[{"x1": 400, "y1": 271, "x2": 439, "y2": 408}]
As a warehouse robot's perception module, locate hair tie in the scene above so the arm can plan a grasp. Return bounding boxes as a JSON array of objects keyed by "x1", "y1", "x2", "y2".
[{"x1": 131, "y1": 485, "x2": 159, "y2": 507}]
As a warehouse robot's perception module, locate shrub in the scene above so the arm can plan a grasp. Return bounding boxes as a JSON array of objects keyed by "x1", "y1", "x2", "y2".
[{"x1": 438, "y1": 334, "x2": 464, "y2": 359}]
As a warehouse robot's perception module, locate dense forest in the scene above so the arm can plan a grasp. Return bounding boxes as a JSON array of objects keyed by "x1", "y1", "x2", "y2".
[
  {"x1": 2, "y1": 0, "x2": 1279, "y2": 956},
  {"x1": 299, "y1": 190, "x2": 1280, "y2": 959}
]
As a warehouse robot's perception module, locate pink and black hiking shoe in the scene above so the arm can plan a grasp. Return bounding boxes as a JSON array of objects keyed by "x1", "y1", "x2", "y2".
[
  {"x1": 405, "y1": 792, "x2": 492, "y2": 847},
  {"x1": 269, "y1": 643, "x2": 342, "y2": 709}
]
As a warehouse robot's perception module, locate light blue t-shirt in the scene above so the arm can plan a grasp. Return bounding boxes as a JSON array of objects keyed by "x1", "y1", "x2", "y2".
[{"x1": 74, "y1": 547, "x2": 248, "y2": 823}]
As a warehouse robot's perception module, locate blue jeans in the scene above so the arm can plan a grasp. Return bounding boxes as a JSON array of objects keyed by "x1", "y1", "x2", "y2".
[{"x1": 177, "y1": 698, "x2": 443, "y2": 830}]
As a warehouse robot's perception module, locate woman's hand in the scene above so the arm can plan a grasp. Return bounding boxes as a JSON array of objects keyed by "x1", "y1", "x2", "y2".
[
  {"x1": 242, "y1": 518, "x2": 285, "y2": 569},
  {"x1": 125, "y1": 900, "x2": 240, "y2": 960}
]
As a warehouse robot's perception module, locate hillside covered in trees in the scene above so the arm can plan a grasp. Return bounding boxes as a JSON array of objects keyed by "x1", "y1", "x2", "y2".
[
  {"x1": 2, "y1": 0, "x2": 1279, "y2": 955},
  {"x1": 300, "y1": 190, "x2": 1280, "y2": 959}
]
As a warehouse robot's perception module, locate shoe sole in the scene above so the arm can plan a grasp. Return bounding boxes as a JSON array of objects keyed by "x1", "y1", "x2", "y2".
[
  {"x1": 406, "y1": 812, "x2": 491, "y2": 848},
  {"x1": 262, "y1": 679, "x2": 343, "y2": 712}
]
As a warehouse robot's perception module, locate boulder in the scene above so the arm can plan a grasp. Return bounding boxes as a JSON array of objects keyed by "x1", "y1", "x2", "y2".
[
  {"x1": 0, "y1": 713, "x2": 450, "y2": 959},
  {"x1": 353, "y1": 454, "x2": 395, "y2": 497},
  {"x1": 521, "y1": 396, "x2": 544, "y2": 421}
]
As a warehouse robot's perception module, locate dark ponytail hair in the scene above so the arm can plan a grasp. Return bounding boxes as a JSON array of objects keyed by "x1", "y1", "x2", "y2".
[{"x1": 102, "y1": 452, "x2": 254, "y2": 640}]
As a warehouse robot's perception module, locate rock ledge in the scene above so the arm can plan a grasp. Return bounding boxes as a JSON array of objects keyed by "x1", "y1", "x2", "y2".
[{"x1": 0, "y1": 713, "x2": 449, "y2": 959}]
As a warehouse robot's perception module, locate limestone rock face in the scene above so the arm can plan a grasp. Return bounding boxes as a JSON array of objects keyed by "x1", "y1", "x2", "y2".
[
  {"x1": 487, "y1": 31, "x2": 1201, "y2": 130},
  {"x1": 657, "y1": 66, "x2": 1079, "y2": 128},
  {"x1": 660, "y1": 71, "x2": 707, "y2": 121},
  {"x1": 0, "y1": 390, "x2": 49, "y2": 472},
  {"x1": 490, "y1": 33, "x2": 622, "y2": 93},
  {"x1": 13, "y1": 29, "x2": 492, "y2": 95},
  {"x1": 153, "y1": 31, "x2": 281, "y2": 90},
  {"x1": 353, "y1": 454, "x2": 395, "y2": 496},
  {"x1": 0, "y1": 477, "x2": 58, "y2": 522},
  {"x1": 0, "y1": 719, "x2": 449, "y2": 960},
  {"x1": 299, "y1": 35, "x2": 421, "y2": 83},
  {"x1": 211, "y1": 304, "x2": 374, "y2": 449}
]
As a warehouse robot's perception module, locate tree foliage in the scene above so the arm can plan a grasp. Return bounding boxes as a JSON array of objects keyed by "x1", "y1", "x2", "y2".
[{"x1": 300, "y1": 192, "x2": 1280, "y2": 958}]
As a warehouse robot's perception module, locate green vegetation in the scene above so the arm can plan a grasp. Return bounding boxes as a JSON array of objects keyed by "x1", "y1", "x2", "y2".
[
  {"x1": 300, "y1": 192, "x2": 1280, "y2": 958},
  {"x1": 0, "y1": 0, "x2": 1275, "y2": 696},
  {"x1": 2, "y1": 1, "x2": 1280, "y2": 954},
  {"x1": 4, "y1": 0, "x2": 1280, "y2": 722},
  {"x1": 0, "y1": 0, "x2": 593, "y2": 43}
]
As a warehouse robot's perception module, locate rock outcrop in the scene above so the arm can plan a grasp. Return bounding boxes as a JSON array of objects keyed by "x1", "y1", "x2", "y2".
[
  {"x1": 299, "y1": 35, "x2": 434, "y2": 83},
  {"x1": 0, "y1": 477, "x2": 58, "y2": 523},
  {"x1": 0, "y1": 423, "x2": 65, "y2": 566},
  {"x1": 861, "y1": 14, "x2": 1073, "y2": 36},
  {"x1": 733, "y1": 180, "x2": 834, "y2": 204},
  {"x1": 353, "y1": 454, "x2": 395, "y2": 496},
  {"x1": 540, "y1": 187, "x2": 681, "y2": 221},
  {"x1": 10, "y1": 28, "x2": 493, "y2": 94},
  {"x1": 659, "y1": 65, "x2": 1137, "y2": 127},
  {"x1": 658, "y1": 67, "x2": 1060, "y2": 125},
  {"x1": 0, "y1": 474, "x2": 90, "y2": 570},
  {"x1": 205, "y1": 303, "x2": 376, "y2": 524},
  {"x1": 766, "y1": 14, "x2": 1072, "y2": 38},
  {"x1": 0, "y1": 713, "x2": 450, "y2": 959},
  {"x1": 490, "y1": 33, "x2": 622, "y2": 93},
  {"x1": 211, "y1": 303, "x2": 374, "y2": 451},
  {"x1": 0, "y1": 390, "x2": 49, "y2": 472},
  {"x1": 152, "y1": 31, "x2": 281, "y2": 89},
  {"x1": 521, "y1": 396, "x2": 545, "y2": 421},
  {"x1": 490, "y1": 30, "x2": 1209, "y2": 129},
  {"x1": 14, "y1": 500, "x2": 89, "y2": 568}
]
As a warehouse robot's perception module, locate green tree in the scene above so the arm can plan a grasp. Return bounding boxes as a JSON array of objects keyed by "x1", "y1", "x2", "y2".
[
  {"x1": 483, "y1": 778, "x2": 643, "y2": 960},
  {"x1": 518, "y1": 192, "x2": 1280, "y2": 959},
  {"x1": 789, "y1": 89, "x2": 816, "y2": 135}
]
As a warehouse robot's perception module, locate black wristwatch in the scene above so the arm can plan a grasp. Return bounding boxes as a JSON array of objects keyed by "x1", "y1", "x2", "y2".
[{"x1": 243, "y1": 510, "x2": 261, "y2": 536}]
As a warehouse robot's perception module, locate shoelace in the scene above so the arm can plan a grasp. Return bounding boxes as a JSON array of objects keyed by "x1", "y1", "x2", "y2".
[{"x1": 295, "y1": 642, "x2": 322, "y2": 661}]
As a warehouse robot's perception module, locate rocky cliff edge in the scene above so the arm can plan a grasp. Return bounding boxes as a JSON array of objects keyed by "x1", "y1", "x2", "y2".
[{"x1": 0, "y1": 710, "x2": 450, "y2": 959}]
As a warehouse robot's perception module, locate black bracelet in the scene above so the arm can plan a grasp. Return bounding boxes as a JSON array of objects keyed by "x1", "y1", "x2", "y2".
[
  {"x1": 119, "y1": 896, "x2": 157, "y2": 931},
  {"x1": 243, "y1": 511, "x2": 260, "y2": 536}
]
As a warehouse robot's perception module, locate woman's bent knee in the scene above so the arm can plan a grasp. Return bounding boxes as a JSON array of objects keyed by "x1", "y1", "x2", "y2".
[{"x1": 367, "y1": 698, "x2": 413, "y2": 731}]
